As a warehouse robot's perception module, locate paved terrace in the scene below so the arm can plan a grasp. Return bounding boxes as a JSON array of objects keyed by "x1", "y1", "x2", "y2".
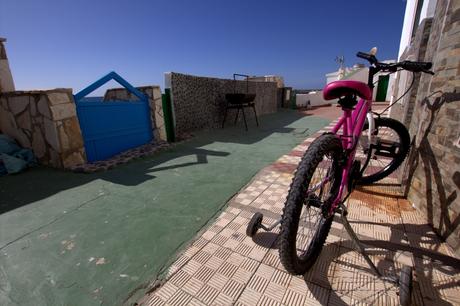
[
  {"x1": 142, "y1": 106, "x2": 460, "y2": 306},
  {"x1": 0, "y1": 109, "x2": 330, "y2": 305}
]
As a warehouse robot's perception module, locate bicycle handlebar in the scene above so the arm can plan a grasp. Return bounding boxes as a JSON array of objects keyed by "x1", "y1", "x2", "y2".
[
  {"x1": 357, "y1": 51, "x2": 377, "y2": 65},
  {"x1": 399, "y1": 60, "x2": 433, "y2": 74},
  {"x1": 356, "y1": 51, "x2": 434, "y2": 75}
]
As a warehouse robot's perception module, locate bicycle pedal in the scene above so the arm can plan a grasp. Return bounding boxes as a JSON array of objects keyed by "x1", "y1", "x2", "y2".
[{"x1": 307, "y1": 195, "x2": 321, "y2": 208}]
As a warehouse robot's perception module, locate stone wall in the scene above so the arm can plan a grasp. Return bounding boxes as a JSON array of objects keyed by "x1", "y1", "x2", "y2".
[
  {"x1": 0, "y1": 89, "x2": 86, "y2": 168},
  {"x1": 104, "y1": 86, "x2": 167, "y2": 142},
  {"x1": 168, "y1": 72, "x2": 278, "y2": 137},
  {"x1": 392, "y1": 0, "x2": 460, "y2": 256}
]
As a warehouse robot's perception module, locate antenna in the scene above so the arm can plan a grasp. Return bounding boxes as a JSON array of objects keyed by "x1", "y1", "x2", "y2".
[{"x1": 335, "y1": 55, "x2": 345, "y2": 70}]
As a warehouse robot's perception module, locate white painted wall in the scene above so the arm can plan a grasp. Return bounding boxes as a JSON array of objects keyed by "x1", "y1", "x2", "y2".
[
  {"x1": 326, "y1": 71, "x2": 340, "y2": 84},
  {"x1": 0, "y1": 61, "x2": 15, "y2": 92},
  {"x1": 342, "y1": 67, "x2": 368, "y2": 83},
  {"x1": 398, "y1": 0, "x2": 438, "y2": 60},
  {"x1": 0, "y1": 39, "x2": 15, "y2": 92},
  {"x1": 421, "y1": 0, "x2": 438, "y2": 20},
  {"x1": 296, "y1": 91, "x2": 333, "y2": 108}
]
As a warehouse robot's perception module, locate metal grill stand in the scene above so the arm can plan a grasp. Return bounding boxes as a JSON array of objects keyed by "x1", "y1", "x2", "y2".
[{"x1": 222, "y1": 74, "x2": 259, "y2": 131}]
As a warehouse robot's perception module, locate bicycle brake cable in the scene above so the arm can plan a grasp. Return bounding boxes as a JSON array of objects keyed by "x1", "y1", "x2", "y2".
[{"x1": 376, "y1": 71, "x2": 415, "y2": 115}]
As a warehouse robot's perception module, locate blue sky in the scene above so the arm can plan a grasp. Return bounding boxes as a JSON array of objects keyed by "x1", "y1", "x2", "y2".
[{"x1": 1, "y1": 0, "x2": 406, "y2": 93}]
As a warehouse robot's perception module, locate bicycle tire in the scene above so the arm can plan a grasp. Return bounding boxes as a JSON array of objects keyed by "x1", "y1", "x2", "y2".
[
  {"x1": 279, "y1": 134, "x2": 343, "y2": 275},
  {"x1": 357, "y1": 117, "x2": 410, "y2": 185}
]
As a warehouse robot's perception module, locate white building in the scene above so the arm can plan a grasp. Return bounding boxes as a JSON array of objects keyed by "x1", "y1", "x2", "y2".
[
  {"x1": 297, "y1": 59, "x2": 395, "y2": 108},
  {"x1": 391, "y1": 0, "x2": 438, "y2": 116},
  {"x1": 0, "y1": 38, "x2": 15, "y2": 93}
]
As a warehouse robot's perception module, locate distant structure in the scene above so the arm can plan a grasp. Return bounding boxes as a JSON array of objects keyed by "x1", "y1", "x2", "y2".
[
  {"x1": 335, "y1": 55, "x2": 345, "y2": 79},
  {"x1": 326, "y1": 63, "x2": 365, "y2": 84},
  {"x1": 0, "y1": 38, "x2": 15, "y2": 93},
  {"x1": 248, "y1": 75, "x2": 284, "y2": 88},
  {"x1": 325, "y1": 59, "x2": 395, "y2": 102}
]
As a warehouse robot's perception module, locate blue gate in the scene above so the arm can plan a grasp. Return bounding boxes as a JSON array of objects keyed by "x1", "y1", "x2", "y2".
[{"x1": 74, "y1": 72, "x2": 153, "y2": 162}]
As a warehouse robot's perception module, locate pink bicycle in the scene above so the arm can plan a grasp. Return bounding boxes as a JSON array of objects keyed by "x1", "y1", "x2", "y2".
[{"x1": 246, "y1": 50, "x2": 434, "y2": 305}]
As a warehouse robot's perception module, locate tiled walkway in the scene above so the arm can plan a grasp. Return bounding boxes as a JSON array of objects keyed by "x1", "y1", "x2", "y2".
[{"x1": 141, "y1": 117, "x2": 460, "y2": 305}]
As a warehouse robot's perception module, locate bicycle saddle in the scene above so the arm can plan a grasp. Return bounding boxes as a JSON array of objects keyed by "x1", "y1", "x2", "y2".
[{"x1": 323, "y1": 80, "x2": 372, "y2": 101}]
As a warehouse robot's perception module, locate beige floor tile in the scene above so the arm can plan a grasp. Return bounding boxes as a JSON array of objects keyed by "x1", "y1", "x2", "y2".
[{"x1": 142, "y1": 124, "x2": 460, "y2": 306}]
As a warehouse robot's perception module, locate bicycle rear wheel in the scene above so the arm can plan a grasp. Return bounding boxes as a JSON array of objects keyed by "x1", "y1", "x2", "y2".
[
  {"x1": 356, "y1": 117, "x2": 410, "y2": 184},
  {"x1": 279, "y1": 134, "x2": 343, "y2": 275}
]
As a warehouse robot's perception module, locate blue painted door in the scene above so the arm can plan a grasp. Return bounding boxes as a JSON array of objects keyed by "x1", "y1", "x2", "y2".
[
  {"x1": 76, "y1": 99, "x2": 152, "y2": 162},
  {"x1": 74, "y1": 72, "x2": 153, "y2": 162}
]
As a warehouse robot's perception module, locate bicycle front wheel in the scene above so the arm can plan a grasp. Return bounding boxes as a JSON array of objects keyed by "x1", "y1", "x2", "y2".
[
  {"x1": 356, "y1": 117, "x2": 410, "y2": 184},
  {"x1": 279, "y1": 134, "x2": 343, "y2": 275}
]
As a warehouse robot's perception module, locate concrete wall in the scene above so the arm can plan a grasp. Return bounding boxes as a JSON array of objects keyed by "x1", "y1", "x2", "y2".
[
  {"x1": 296, "y1": 92, "x2": 332, "y2": 107},
  {"x1": 0, "y1": 38, "x2": 15, "y2": 93},
  {"x1": 167, "y1": 72, "x2": 278, "y2": 137},
  {"x1": 393, "y1": 0, "x2": 460, "y2": 256},
  {"x1": 399, "y1": 0, "x2": 438, "y2": 59},
  {"x1": 390, "y1": 19, "x2": 433, "y2": 123},
  {"x1": 0, "y1": 89, "x2": 86, "y2": 168},
  {"x1": 326, "y1": 66, "x2": 395, "y2": 102},
  {"x1": 104, "y1": 86, "x2": 167, "y2": 142}
]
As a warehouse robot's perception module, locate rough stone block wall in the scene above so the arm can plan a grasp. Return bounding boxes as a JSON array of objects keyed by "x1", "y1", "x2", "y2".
[
  {"x1": 395, "y1": 0, "x2": 460, "y2": 256},
  {"x1": 104, "y1": 86, "x2": 167, "y2": 142},
  {"x1": 390, "y1": 19, "x2": 433, "y2": 125},
  {"x1": 0, "y1": 89, "x2": 86, "y2": 168},
  {"x1": 169, "y1": 72, "x2": 278, "y2": 137}
]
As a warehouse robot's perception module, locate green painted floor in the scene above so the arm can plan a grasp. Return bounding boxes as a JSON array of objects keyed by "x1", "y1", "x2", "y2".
[{"x1": 0, "y1": 110, "x2": 330, "y2": 306}]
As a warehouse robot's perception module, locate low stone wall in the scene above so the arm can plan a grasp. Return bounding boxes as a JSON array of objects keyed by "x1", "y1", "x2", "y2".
[
  {"x1": 104, "y1": 86, "x2": 167, "y2": 142},
  {"x1": 392, "y1": 0, "x2": 460, "y2": 256},
  {"x1": 0, "y1": 89, "x2": 86, "y2": 168},
  {"x1": 168, "y1": 72, "x2": 278, "y2": 136}
]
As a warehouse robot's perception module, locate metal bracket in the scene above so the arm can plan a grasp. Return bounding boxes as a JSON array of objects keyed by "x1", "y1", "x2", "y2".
[
  {"x1": 339, "y1": 203, "x2": 384, "y2": 278},
  {"x1": 260, "y1": 218, "x2": 281, "y2": 232}
]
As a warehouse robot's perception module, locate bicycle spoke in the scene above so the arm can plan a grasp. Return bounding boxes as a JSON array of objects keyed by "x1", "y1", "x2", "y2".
[
  {"x1": 297, "y1": 154, "x2": 334, "y2": 257},
  {"x1": 359, "y1": 125, "x2": 401, "y2": 177}
]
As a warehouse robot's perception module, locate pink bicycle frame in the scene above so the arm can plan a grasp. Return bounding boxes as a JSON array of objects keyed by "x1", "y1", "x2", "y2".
[{"x1": 329, "y1": 97, "x2": 373, "y2": 211}]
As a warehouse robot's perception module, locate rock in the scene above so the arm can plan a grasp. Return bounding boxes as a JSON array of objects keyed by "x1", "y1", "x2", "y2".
[
  {"x1": 58, "y1": 125, "x2": 70, "y2": 151},
  {"x1": 0, "y1": 106, "x2": 17, "y2": 135},
  {"x1": 44, "y1": 117, "x2": 61, "y2": 152},
  {"x1": 61, "y1": 117, "x2": 84, "y2": 149},
  {"x1": 32, "y1": 116, "x2": 43, "y2": 125},
  {"x1": 0, "y1": 97, "x2": 8, "y2": 109},
  {"x1": 37, "y1": 96, "x2": 51, "y2": 118},
  {"x1": 32, "y1": 130, "x2": 46, "y2": 158},
  {"x1": 24, "y1": 129, "x2": 32, "y2": 139},
  {"x1": 48, "y1": 92, "x2": 71, "y2": 105},
  {"x1": 30, "y1": 99, "x2": 37, "y2": 116},
  {"x1": 62, "y1": 151, "x2": 85, "y2": 168},
  {"x1": 153, "y1": 88, "x2": 162, "y2": 100},
  {"x1": 16, "y1": 109, "x2": 32, "y2": 130},
  {"x1": 49, "y1": 149, "x2": 62, "y2": 168},
  {"x1": 50, "y1": 103, "x2": 76, "y2": 121},
  {"x1": 14, "y1": 130, "x2": 31, "y2": 148},
  {"x1": 8, "y1": 96, "x2": 29, "y2": 115}
]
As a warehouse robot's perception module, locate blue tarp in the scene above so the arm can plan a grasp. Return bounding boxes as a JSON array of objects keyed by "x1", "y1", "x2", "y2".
[{"x1": 0, "y1": 134, "x2": 36, "y2": 176}]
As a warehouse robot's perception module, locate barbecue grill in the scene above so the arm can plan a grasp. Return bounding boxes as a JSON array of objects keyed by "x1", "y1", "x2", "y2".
[{"x1": 222, "y1": 74, "x2": 259, "y2": 131}]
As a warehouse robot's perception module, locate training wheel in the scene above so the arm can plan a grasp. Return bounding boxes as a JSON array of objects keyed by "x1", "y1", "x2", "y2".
[
  {"x1": 399, "y1": 265, "x2": 413, "y2": 306},
  {"x1": 246, "y1": 212, "x2": 263, "y2": 237}
]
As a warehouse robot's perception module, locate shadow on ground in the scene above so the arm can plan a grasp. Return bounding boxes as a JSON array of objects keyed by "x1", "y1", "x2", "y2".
[
  {"x1": 250, "y1": 182, "x2": 460, "y2": 305},
  {"x1": 0, "y1": 109, "x2": 314, "y2": 214},
  {"x1": 0, "y1": 109, "x2": 328, "y2": 306}
]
